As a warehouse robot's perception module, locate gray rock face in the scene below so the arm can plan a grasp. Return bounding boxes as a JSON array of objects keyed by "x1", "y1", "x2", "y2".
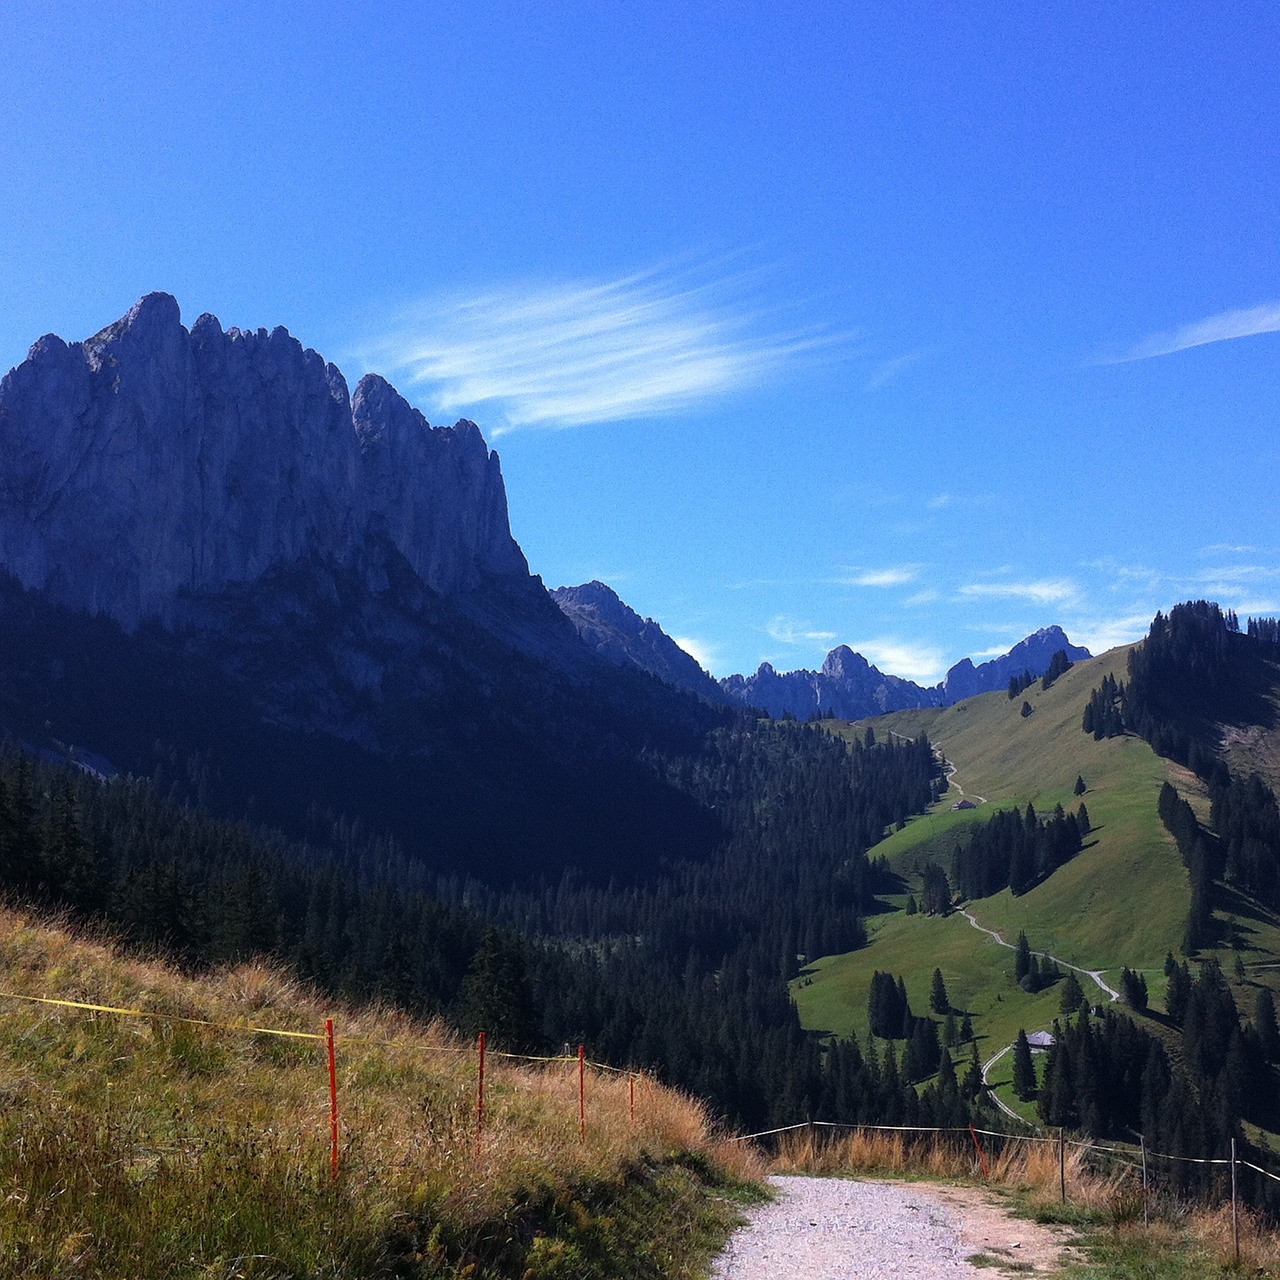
[
  {"x1": 0, "y1": 293, "x2": 530, "y2": 627},
  {"x1": 551, "y1": 581, "x2": 728, "y2": 703},
  {"x1": 720, "y1": 628, "x2": 1092, "y2": 720},
  {"x1": 940, "y1": 625, "x2": 1090, "y2": 702},
  {"x1": 720, "y1": 647, "x2": 942, "y2": 720}
]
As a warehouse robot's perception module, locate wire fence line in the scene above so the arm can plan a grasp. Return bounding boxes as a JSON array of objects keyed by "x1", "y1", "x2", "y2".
[
  {"x1": 731, "y1": 1117, "x2": 1280, "y2": 1187},
  {"x1": 7, "y1": 987, "x2": 1280, "y2": 1206},
  {"x1": 0, "y1": 986, "x2": 652, "y2": 1180}
]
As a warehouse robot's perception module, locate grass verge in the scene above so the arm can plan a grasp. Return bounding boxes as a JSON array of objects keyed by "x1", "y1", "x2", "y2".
[{"x1": 0, "y1": 906, "x2": 762, "y2": 1278}]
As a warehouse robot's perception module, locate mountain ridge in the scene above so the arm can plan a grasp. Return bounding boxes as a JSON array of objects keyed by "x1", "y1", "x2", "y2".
[
  {"x1": 719, "y1": 624, "x2": 1090, "y2": 720},
  {"x1": 0, "y1": 292, "x2": 533, "y2": 630}
]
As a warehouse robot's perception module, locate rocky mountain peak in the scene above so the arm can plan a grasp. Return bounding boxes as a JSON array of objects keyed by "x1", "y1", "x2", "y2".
[
  {"x1": 0, "y1": 295, "x2": 531, "y2": 628},
  {"x1": 821, "y1": 645, "x2": 870, "y2": 681},
  {"x1": 551, "y1": 581, "x2": 729, "y2": 704}
]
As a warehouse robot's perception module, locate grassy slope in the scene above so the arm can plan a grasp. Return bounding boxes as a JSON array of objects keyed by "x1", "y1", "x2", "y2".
[
  {"x1": 796, "y1": 642, "x2": 1280, "y2": 1119},
  {"x1": 0, "y1": 908, "x2": 758, "y2": 1279},
  {"x1": 853, "y1": 646, "x2": 1192, "y2": 970},
  {"x1": 793, "y1": 647, "x2": 1199, "y2": 1118}
]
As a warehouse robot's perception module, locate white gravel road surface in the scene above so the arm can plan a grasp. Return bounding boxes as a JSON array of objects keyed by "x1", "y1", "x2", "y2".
[{"x1": 711, "y1": 1176, "x2": 989, "y2": 1279}]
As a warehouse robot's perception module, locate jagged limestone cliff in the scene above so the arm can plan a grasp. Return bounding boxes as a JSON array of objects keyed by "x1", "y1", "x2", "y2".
[{"x1": 0, "y1": 293, "x2": 529, "y2": 627}]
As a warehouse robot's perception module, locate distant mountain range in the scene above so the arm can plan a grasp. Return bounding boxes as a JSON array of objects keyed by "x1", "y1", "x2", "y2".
[
  {"x1": 717, "y1": 626, "x2": 1091, "y2": 720},
  {"x1": 549, "y1": 580, "x2": 1090, "y2": 720}
]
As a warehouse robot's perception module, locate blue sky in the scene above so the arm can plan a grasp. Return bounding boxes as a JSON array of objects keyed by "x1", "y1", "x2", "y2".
[{"x1": 2, "y1": 1, "x2": 1277, "y2": 682}]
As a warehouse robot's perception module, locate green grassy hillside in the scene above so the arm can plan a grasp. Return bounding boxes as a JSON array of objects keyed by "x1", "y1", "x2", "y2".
[
  {"x1": 792, "y1": 647, "x2": 1211, "y2": 1117},
  {"x1": 847, "y1": 646, "x2": 1194, "y2": 969}
]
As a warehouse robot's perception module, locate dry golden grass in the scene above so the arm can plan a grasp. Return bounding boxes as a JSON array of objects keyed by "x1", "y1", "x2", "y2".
[{"x1": 0, "y1": 905, "x2": 761, "y2": 1278}]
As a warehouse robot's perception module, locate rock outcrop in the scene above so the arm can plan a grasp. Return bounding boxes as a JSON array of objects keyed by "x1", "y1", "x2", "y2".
[
  {"x1": 939, "y1": 625, "x2": 1090, "y2": 702},
  {"x1": 720, "y1": 645, "x2": 942, "y2": 720},
  {"x1": 0, "y1": 293, "x2": 531, "y2": 628},
  {"x1": 552, "y1": 581, "x2": 729, "y2": 704}
]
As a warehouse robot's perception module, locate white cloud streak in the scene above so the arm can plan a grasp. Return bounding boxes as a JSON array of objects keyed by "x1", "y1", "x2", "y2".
[
  {"x1": 765, "y1": 615, "x2": 838, "y2": 646},
  {"x1": 831, "y1": 565, "x2": 919, "y2": 588},
  {"x1": 865, "y1": 351, "x2": 921, "y2": 391},
  {"x1": 957, "y1": 579, "x2": 1080, "y2": 606},
  {"x1": 1110, "y1": 301, "x2": 1280, "y2": 363},
  {"x1": 850, "y1": 638, "x2": 946, "y2": 684},
  {"x1": 672, "y1": 635, "x2": 721, "y2": 675},
  {"x1": 368, "y1": 265, "x2": 847, "y2": 432}
]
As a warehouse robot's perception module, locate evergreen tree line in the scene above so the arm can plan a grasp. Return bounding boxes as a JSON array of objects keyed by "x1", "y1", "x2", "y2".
[
  {"x1": 1036, "y1": 960, "x2": 1280, "y2": 1213},
  {"x1": 1081, "y1": 673, "x2": 1126, "y2": 740},
  {"x1": 1006, "y1": 669, "x2": 1036, "y2": 700},
  {"x1": 1040, "y1": 648, "x2": 1073, "y2": 690},
  {"x1": 0, "y1": 749, "x2": 500, "y2": 1016},
  {"x1": 1247, "y1": 616, "x2": 1280, "y2": 645},
  {"x1": 469, "y1": 723, "x2": 951, "y2": 1129},
  {"x1": 950, "y1": 802, "x2": 1088, "y2": 900},
  {"x1": 1209, "y1": 771, "x2": 1280, "y2": 911},
  {"x1": 865, "y1": 968, "x2": 985, "y2": 1092},
  {"x1": 1157, "y1": 780, "x2": 1219, "y2": 952},
  {"x1": 0, "y1": 725, "x2": 964, "y2": 1132},
  {"x1": 1013, "y1": 929, "x2": 1064, "y2": 994},
  {"x1": 1092, "y1": 604, "x2": 1280, "y2": 946}
]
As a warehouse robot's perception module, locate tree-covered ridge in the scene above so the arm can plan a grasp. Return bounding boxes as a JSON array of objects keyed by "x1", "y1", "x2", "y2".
[
  {"x1": 0, "y1": 722, "x2": 951, "y2": 1131},
  {"x1": 1084, "y1": 601, "x2": 1280, "y2": 925}
]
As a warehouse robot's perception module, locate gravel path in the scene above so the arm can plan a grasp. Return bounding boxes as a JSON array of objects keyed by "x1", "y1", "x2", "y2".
[{"x1": 710, "y1": 1176, "x2": 990, "y2": 1279}]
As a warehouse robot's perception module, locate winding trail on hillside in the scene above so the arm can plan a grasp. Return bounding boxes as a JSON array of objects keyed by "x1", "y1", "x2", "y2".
[
  {"x1": 712, "y1": 1175, "x2": 1069, "y2": 1278},
  {"x1": 976, "y1": 1045, "x2": 1032, "y2": 1127},
  {"x1": 887, "y1": 731, "x2": 987, "y2": 805},
  {"x1": 956, "y1": 908, "x2": 1121, "y2": 1003},
  {"x1": 958, "y1": 906, "x2": 1120, "y2": 1125}
]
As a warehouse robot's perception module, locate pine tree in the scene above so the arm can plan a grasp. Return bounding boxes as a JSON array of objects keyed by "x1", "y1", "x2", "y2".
[
  {"x1": 1166, "y1": 959, "x2": 1192, "y2": 1024},
  {"x1": 1012, "y1": 1028, "x2": 1037, "y2": 1100},
  {"x1": 1060, "y1": 972, "x2": 1085, "y2": 1015},
  {"x1": 457, "y1": 926, "x2": 539, "y2": 1051},
  {"x1": 930, "y1": 967, "x2": 950, "y2": 1015},
  {"x1": 960, "y1": 1013, "x2": 975, "y2": 1044},
  {"x1": 1074, "y1": 775, "x2": 1087, "y2": 796},
  {"x1": 1120, "y1": 967, "x2": 1148, "y2": 1011},
  {"x1": 1015, "y1": 930, "x2": 1032, "y2": 982}
]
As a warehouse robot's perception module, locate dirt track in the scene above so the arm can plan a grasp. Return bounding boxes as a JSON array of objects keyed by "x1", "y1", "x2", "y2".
[{"x1": 712, "y1": 1175, "x2": 1072, "y2": 1278}]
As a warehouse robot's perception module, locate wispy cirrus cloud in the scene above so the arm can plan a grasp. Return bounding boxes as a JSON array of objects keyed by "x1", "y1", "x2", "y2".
[
  {"x1": 957, "y1": 579, "x2": 1080, "y2": 606},
  {"x1": 367, "y1": 263, "x2": 848, "y2": 433},
  {"x1": 764, "y1": 615, "x2": 838, "y2": 646},
  {"x1": 1106, "y1": 301, "x2": 1280, "y2": 364},
  {"x1": 1066, "y1": 613, "x2": 1154, "y2": 656},
  {"x1": 830, "y1": 564, "x2": 920, "y2": 588},
  {"x1": 865, "y1": 351, "x2": 922, "y2": 392}
]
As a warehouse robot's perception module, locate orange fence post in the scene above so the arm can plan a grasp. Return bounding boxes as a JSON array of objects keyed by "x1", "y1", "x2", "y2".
[
  {"x1": 578, "y1": 1044, "x2": 586, "y2": 1142},
  {"x1": 968, "y1": 1123, "x2": 989, "y2": 1179},
  {"x1": 326, "y1": 1017, "x2": 339, "y2": 1181},
  {"x1": 476, "y1": 1031, "x2": 487, "y2": 1153}
]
